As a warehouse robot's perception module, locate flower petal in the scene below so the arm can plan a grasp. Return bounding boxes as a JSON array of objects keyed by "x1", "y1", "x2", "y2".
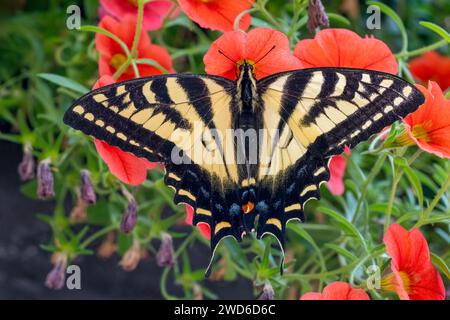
[
  {"x1": 204, "y1": 28, "x2": 301, "y2": 80},
  {"x1": 178, "y1": 0, "x2": 254, "y2": 32},
  {"x1": 403, "y1": 81, "x2": 450, "y2": 159},
  {"x1": 300, "y1": 281, "x2": 370, "y2": 300},
  {"x1": 185, "y1": 205, "x2": 211, "y2": 239},
  {"x1": 409, "y1": 51, "x2": 450, "y2": 91},
  {"x1": 294, "y1": 28, "x2": 398, "y2": 74}
]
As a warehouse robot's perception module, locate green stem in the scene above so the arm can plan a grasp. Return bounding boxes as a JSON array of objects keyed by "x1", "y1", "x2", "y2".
[
  {"x1": 416, "y1": 173, "x2": 450, "y2": 228},
  {"x1": 385, "y1": 150, "x2": 422, "y2": 231},
  {"x1": 80, "y1": 225, "x2": 116, "y2": 248},
  {"x1": 255, "y1": 1, "x2": 283, "y2": 31},
  {"x1": 352, "y1": 153, "x2": 387, "y2": 223},
  {"x1": 113, "y1": 0, "x2": 145, "y2": 79},
  {"x1": 395, "y1": 39, "x2": 448, "y2": 59}
]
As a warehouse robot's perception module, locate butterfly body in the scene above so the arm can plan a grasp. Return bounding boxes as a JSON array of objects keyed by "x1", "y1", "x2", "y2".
[{"x1": 64, "y1": 65, "x2": 424, "y2": 272}]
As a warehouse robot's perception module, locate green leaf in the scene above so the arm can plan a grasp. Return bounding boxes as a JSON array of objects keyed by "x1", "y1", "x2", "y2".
[
  {"x1": 419, "y1": 22, "x2": 450, "y2": 42},
  {"x1": 402, "y1": 165, "x2": 424, "y2": 208},
  {"x1": 431, "y1": 252, "x2": 450, "y2": 280},
  {"x1": 324, "y1": 243, "x2": 357, "y2": 261},
  {"x1": 80, "y1": 25, "x2": 131, "y2": 57},
  {"x1": 327, "y1": 13, "x2": 351, "y2": 26},
  {"x1": 37, "y1": 73, "x2": 89, "y2": 94},
  {"x1": 135, "y1": 59, "x2": 169, "y2": 74},
  {"x1": 367, "y1": 1, "x2": 408, "y2": 53},
  {"x1": 318, "y1": 207, "x2": 365, "y2": 246}
]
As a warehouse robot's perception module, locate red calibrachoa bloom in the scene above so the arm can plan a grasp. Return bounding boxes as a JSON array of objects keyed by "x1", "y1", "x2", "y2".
[
  {"x1": 177, "y1": 0, "x2": 254, "y2": 32},
  {"x1": 399, "y1": 81, "x2": 450, "y2": 159},
  {"x1": 327, "y1": 146, "x2": 351, "y2": 196},
  {"x1": 409, "y1": 51, "x2": 450, "y2": 91},
  {"x1": 300, "y1": 282, "x2": 370, "y2": 300},
  {"x1": 294, "y1": 28, "x2": 398, "y2": 74},
  {"x1": 92, "y1": 75, "x2": 161, "y2": 186},
  {"x1": 186, "y1": 205, "x2": 211, "y2": 239},
  {"x1": 100, "y1": 0, "x2": 175, "y2": 31},
  {"x1": 204, "y1": 28, "x2": 302, "y2": 80},
  {"x1": 382, "y1": 224, "x2": 445, "y2": 300},
  {"x1": 96, "y1": 15, "x2": 174, "y2": 81}
]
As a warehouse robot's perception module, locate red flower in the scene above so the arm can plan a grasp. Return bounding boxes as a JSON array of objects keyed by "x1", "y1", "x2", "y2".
[
  {"x1": 96, "y1": 15, "x2": 173, "y2": 81},
  {"x1": 92, "y1": 76, "x2": 161, "y2": 186},
  {"x1": 409, "y1": 51, "x2": 450, "y2": 91},
  {"x1": 400, "y1": 81, "x2": 450, "y2": 159},
  {"x1": 327, "y1": 146, "x2": 351, "y2": 196},
  {"x1": 185, "y1": 205, "x2": 211, "y2": 240},
  {"x1": 100, "y1": 0, "x2": 175, "y2": 31},
  {"x1": 294, "y1": 28, "x2": 398, "y2": 74},
  {"x1": 300, "y1": 282, "x2": 370, "y2": 300},
  {"x1": 203, "y1": 28, "x2": 302, "y2": 80},
  {"x1": 382, "y1": 224, "x2": 445, "y2": 300},
  {"x1": 177, "y1": 0, "x2": 254, "y2": 32}
]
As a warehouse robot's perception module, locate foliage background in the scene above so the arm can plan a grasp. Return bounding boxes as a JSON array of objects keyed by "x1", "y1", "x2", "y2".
[{"x1": 0, "y1": 0, "x2": 449, "y2": 299}]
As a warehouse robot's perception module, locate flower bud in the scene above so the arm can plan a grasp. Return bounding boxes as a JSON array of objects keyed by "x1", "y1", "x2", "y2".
[
  {"x1": 37, "y1": 158, "x2": 54, "y2": 199},
  {"x1": 307, "y1": 0, "x2": 329, "y2": 33},
  {"x1": 98, "y1": 232, "x2": 117, "y2": 259},
  {"x1": 80, "y1": 169, "x2": 96, "y2": 204},
  {"x1": 258, "y1": 282, "x2": 274, "y2": 300},
  {"x1": 45, "y1": 253, "x2": 67, "y2": 290},
  {"x1": 120, "y1": 196, "x2": 138, "y2": 233},
  {"x1": 156, "y1": 232, "x2": 176, "y2": 267},
  {"x1": 119, "y1": 238, "x2": 141, "y2": 272},
  {"x1": 69, "y1": 195, "x2": 88, "y2": 224},
  {"x1": 18, "y1": 144, "x2": 35, "y2": 181}
]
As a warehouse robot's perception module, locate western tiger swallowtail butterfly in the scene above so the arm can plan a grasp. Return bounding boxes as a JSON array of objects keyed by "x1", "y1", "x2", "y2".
[{"x1": 64, "y1": 61, "x2": 424, "y2": 274}]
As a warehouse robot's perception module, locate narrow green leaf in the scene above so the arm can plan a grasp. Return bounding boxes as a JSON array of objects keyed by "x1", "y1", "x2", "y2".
[
  {"x1": 37, "y1": 73, "x2": 89, "y2": 94},
  {"x1": 327, "y1": 13, "x2": 351, "y2": 26},
  {"x1": 420, "y1": 22, "x2": 450, "y2": 42},
  {"x1": 318, "y1": 207, "x2": 365, "y2": 245},
  {"x1": 135, "y1": 58, "x2": 170, "y2": 74},
  {"x1": 80, "y1": 25, "x2": 131, "y2": 56},
  {"x1": 431, "y1": 252, "x2": 450, "y2": 280},
  {"x1": 324, "y1": 243, "x2": 357, "y2": 261},
  {"x1": 367, "y1": 1, "x2": 408, "y2": 53},
  {"x1": 402, "y1": 165, "x2": 424, "y2": 208}
]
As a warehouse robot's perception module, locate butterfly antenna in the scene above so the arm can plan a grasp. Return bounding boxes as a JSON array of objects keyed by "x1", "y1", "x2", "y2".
[
  {"x1": 254, "y1": 45, "x2": 276, "y2": 65},
  {"x1": 218, "y1": 50, "x2": 237, "y2": 64}
]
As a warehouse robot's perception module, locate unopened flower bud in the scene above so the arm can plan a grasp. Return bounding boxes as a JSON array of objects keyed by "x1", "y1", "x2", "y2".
[
  {"x1": 70, "y1": 196, "x2": 88, "y2": 224},
  {"x1": 98, "y1": 232, "x2": 117, "y2": 259},
  {"x1": 120, "y1": 196, "x2": 138, "y2": 233},
  {"x1": 45, "y1": 253, "x2": 67, "y2": 290},
  {"x1": 156, "y1": 232, "x2": 176, "y2": 267},
  {"x1": 307, "y1": 0, "x2": 329, "y2": 33},
  {"x1": 18, "y1": 144, "x2": 35, "y2": 181},
  {"x1": 259, "y1": 282, "x2": 274, "y2": 300},
  {"x1": 193, "y1": 283, "x2": 203, "y2": 300},
  {"x1": 37, "y1": 158, "x2": 54, "y2": 199},
  {"x1": 119, "y1": 238, "x2": 141, "y2": 271},
  {"x1": 80, "y1": 169, "x2": 96, "y2": 204}
]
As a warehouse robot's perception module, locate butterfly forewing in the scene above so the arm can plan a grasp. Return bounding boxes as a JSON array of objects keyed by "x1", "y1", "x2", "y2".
[
  {"x1": 64, "y1": 74, "x2": 242, "y2": 237},
  {"x1": 255, "y1": 68, "x2": 424, "y2": 244}
]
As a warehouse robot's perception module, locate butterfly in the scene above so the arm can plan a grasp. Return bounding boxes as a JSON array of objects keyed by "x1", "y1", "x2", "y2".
[{"x1": 64, "y1": 62, "x2": 424, "y2": 274}]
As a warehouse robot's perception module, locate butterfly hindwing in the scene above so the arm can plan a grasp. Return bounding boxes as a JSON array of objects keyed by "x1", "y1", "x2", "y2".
[{"x1": 255, "y1": 68, "x2": 424, "y2": 249}]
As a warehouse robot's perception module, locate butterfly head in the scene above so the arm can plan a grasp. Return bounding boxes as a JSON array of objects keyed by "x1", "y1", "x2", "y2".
[{"x1": 238, "y1": 61, "x2": 255, "y2": 77}]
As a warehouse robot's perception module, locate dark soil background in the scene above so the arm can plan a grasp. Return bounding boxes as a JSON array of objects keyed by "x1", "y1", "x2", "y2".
[{"x1": 0, "y1": 140, "x2": 253, "y2": 299}]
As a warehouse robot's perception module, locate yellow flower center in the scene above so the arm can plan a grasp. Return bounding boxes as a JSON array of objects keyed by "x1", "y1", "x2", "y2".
[
  {"x1": 110, "y1": 53, "x2": 127, "y2": 71},
  {"x1": 411, "y1": 123, "x2": 431, "y2": 142},
  {"x1": 381, "y1": 271, "x2": 412, "y2": 294},
  {"x1": 236, "y1": 59, "x2": 256, "y2": 75}
]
